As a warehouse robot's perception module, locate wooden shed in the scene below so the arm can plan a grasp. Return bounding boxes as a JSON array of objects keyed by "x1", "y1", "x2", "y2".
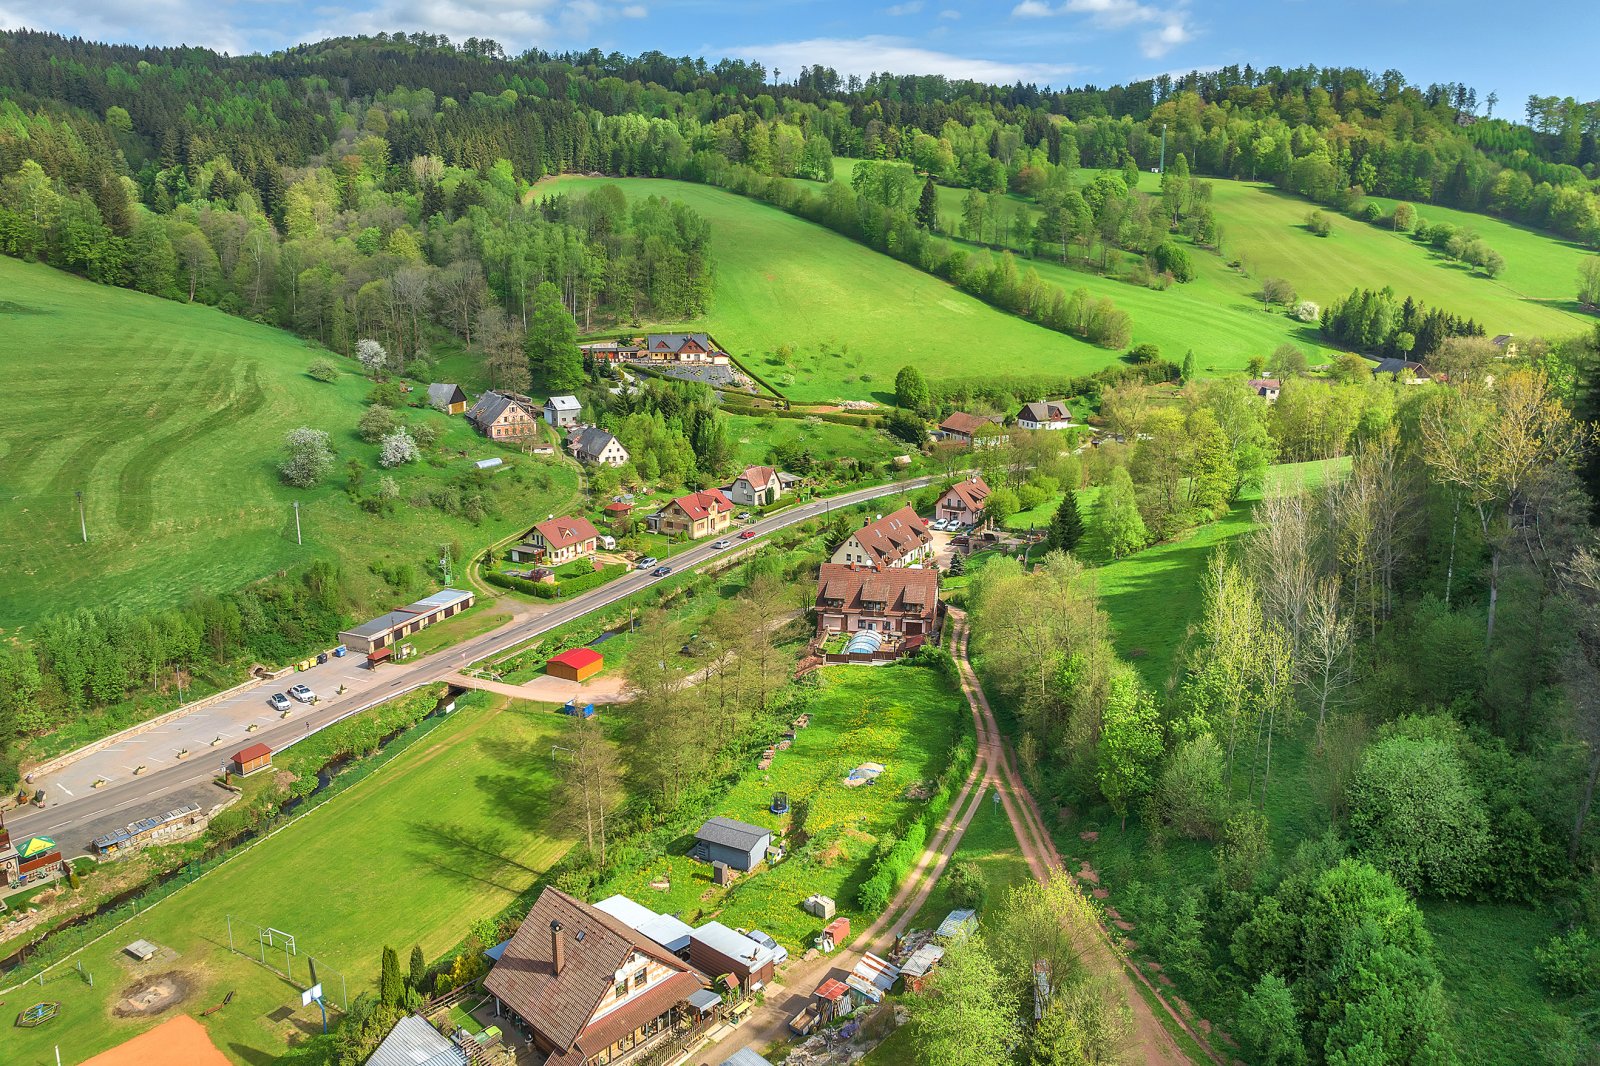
[
  {"x1": 545, "y1": 647, "x2": 603, "y2": 683},
  {"x1": 230, "y1": 743, "x2": 273, "y2": 777}
]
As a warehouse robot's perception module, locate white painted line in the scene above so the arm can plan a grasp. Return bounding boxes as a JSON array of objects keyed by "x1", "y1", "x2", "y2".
[{"x1": 57, "y1": 785, "x2": 74, "y2": 797}]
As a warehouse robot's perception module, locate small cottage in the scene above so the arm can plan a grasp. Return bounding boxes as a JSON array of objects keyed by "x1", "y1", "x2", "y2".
[{"x1": 692, "y1": 816, "x2": 771, "y2": 872}]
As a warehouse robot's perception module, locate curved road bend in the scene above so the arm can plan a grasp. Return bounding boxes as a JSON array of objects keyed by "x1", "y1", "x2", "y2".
[{"x1": 7, "y1": 475, "x2": 940, "y2": 855}]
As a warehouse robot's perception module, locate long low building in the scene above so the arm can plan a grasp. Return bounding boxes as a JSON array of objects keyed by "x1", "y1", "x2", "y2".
[{"x1": 338, "y1": 589, "x2": 475, "y2": 658}]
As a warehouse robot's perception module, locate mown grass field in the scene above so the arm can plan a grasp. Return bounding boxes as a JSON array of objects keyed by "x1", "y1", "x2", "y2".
[
  {"x1": 0, "y1": 256, "x2": 579, "y2": 628},
  {"x1": 536, "y1": 175, "x2": 1120, "y2": 403},
  {"x1": 599, "y1": 665, "x2": 968, "y2": 950},
  {"x1": 8, "y1": 693, "x2": 574, "y2": 1066}
]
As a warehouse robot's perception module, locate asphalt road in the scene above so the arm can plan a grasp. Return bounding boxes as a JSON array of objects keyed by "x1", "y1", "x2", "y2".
[{"x1": 6, "y1": 475, "x2": 938, "y2": 856}]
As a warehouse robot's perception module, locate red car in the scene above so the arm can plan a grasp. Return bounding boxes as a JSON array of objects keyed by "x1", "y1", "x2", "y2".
[{"x1": 738, "y1": 529, "x2": 758, "y2": 540}]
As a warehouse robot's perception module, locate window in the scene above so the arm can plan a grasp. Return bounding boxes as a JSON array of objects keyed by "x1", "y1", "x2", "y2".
[
  {"x1": 633, "y1": 968, "x2": 648, "y2": 990},
  {"x1": 614, "y1": 981, "x2": 628, "y2": 1001}
]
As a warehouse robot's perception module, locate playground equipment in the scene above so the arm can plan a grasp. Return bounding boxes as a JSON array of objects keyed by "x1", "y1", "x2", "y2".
[
  {"x1": 769, "y1": 792, "x2": 790, "y2": 815},
  {"x1": 16, "y1": 1001, "x2": 59, "y2": 1028}
]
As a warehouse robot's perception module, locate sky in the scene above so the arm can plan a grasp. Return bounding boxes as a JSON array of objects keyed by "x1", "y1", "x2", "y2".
[{"x1": 0, "y1": 0, "x2": 1594, "y2": 115}]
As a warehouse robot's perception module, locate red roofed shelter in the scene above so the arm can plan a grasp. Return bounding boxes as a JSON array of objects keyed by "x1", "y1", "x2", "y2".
[
  {"x1": 547, "y1": 648, "x2": 604, "y2": 683},
  {"x1": 230, "y1": 743, "x2": 273, "y2": 777}
]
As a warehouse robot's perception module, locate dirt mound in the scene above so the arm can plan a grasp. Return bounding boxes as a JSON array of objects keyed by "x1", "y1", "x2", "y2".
[{"x1": 113, "y1": 971, "x2": 194, "y2": 1017}]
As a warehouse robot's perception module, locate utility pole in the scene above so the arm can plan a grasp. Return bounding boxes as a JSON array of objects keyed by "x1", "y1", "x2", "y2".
[
  {"x1": 293, "y1": 501, "x2": 302, "y2": 546},
  {"x1": 76, "y1": 490, "x2": 87, "y2": 543},
  {"x1": 1159, "y1": 123, "x2": 1168, "y2": 175},
  {"x1": 439, "y1": 543, "x2": 453, "y2": 585}
]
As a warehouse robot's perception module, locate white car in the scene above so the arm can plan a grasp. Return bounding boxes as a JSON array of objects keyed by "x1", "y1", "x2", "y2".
[
  {"x1": 712, "y1": 539, "x2": 731, "y2": 550},
  {"x1": 744, "y1": 929, "x2": 789, "y2": 966},
  {"x1": 288, "y1": 683, "x2": 315, "y2": 704},
  {"x1": 636, "y1": 557, "x2": 659, "y2": 570},
  {"x1": 737, "y1": 511, "x2": 752, "y2": 521},
  {"x1": 931, "y1": 518, "x2": 949, "y2": 532}
]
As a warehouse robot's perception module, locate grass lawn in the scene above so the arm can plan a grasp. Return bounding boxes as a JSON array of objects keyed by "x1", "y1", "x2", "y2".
[
  {"x1": 0, "y1": 256, "x2": 580, "y2": 629},
  {"x1": 724, "y1": 411, "x2": 908, "y2": 471},
  {"x1": 535, "y1": 175, "x2": 1122, "y2": 403},
  {"x1": 402, "y1": 600, "x2": 514, "y2": 658},
  {"x1": 598, "y1": 665, "x2": 968, "y2": 952},
  {"x1": 907, "y1": 790, "x2": 1030, "y2": 929},
  {"x1": 8, "y1": 692, "x2": 574, "y2": 1066}
]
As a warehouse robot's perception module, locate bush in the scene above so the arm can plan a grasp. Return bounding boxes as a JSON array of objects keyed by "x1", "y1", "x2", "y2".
[
  {"x1": 485, "y1": 564, "x2": 628, "y2": 600},
  {"x1": 308, "y1": 358, "x2": 338, "y2": 382},
  {"x1": 1292, "y1": 300, "x2": 1320, "y2": 323},
  {"x1": 1154, "y1": 734, "x2": 1228, "y2": 841},
  {"x1": 947, "y1": 860, "x2": 988, "y2": 911},
  {"x1": 359, "y1": 405, "x2": 400, "y2": 443},
  {"x1": 279, "y1": 427, "x2": 335, "y2": 487},
  {"x1": 1536, "y1": 929, "x2": 1598, "y2": 996},
  {"x1": 1150, "y1": 241, "x2": 1194, "y2": 283},
  {"x1": 379, "y1": 428, "x2": 420, "y2": 468},
  {"x1": 1305, "y1": 211, "x2": 1332, "y2": 237}
]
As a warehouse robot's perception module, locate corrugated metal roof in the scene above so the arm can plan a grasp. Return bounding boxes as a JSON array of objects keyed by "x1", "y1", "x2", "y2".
[
  {"x1": 695, "y1": 817, "x2": 770, "y2": 850},
  {"x1": 364, "y1": 1015, "x2": 466, "y2": 1066},
  {"x1": 344, "y1": 611, "x2": 414, "y2": 637},
  {"x1": 405, "y1": 589, "x2": 474, "y2": 612}
]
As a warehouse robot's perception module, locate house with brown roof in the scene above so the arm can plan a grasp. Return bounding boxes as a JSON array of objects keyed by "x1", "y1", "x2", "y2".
[
  {"x1": 644, "y1": 333, "x2": 728, "y2": 364},
  {"x1": 728, "y1": 466, "x2": 783, "y2": 507},
  {"x1": 1246, "y1": 378, "x2": 1282, "y2": 402},
  {"x1": 937, "y1": 411, "x2": 1007, "y2": 448},
  {"x1": 830, "y1": 506, "x2": 934, "y2": 569},
  {"x1": 652, "y1": 489, "x2": 733, "y2": 540},
  {"x1": 935, "y1": 475, "x2": 992, "y2": 526},
  {"x1": 467, "y1": 390, "x2": 540, "y2": 441},
  {"x1": 814, "y1": 564, "x2": 939, "y2": 644},
  {"x1": 484, "y1": 887, "x2": 709, "y2": 1066},
  {"x1": 1015, "y1": 401, "x2": 1073, "y2": 430},
  {"x1": 510, "y1": 516, "x2": 600, "y2": 566}
]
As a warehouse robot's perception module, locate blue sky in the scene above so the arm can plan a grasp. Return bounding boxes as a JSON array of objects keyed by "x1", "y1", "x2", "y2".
[{"x1": 1, "y1": 0, "x2": 1592, "y2": 116}]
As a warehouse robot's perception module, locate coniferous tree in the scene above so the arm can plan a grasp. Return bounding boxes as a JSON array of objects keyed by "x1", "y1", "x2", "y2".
[
  {"x1": 379, "y1": 946, "x2": 403, "y2": 1007},
  {"x1": 916, "y1": 178, "x2": 938, "y2": 231},
  {"x1": 408, "y1": 945, "x2": 426, "y2": 992},
  {"x1": 1047, "y1": 490, "x2": 1085, "y2": 554}
]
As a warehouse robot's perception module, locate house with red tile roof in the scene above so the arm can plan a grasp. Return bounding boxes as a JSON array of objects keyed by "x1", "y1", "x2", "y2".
[
  {"x1": 937, "y1": 411, "x2": 1007, "y2": 448},
  {"x1": 510, "y1": 516, "x2": 600, "y2": 565},
  {"x1": 935, "y1": 475, "x2": 992, "y2": 526},
  {"x1": 829, "y1": 505, "x2": 934, "y2": 569},
  {"x1": 814, "y1": 564, "x2": 939, "y2": 644},
  {"x1": 728, "y1": 466, "x2": 783, "y2": 507},
  {"x1": 484, "y1": 887, "x2": 709, "y2": 1065},
  {"x1": 652, "y1": 489, "x2": 733, "y2": 540}
]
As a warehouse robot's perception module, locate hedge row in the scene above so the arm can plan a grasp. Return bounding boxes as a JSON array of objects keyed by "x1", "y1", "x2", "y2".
[
  {"x1": 485, "y1": 563, "x2": 628, "y2": 599},
  {"x1": 856, "y1": 726, "x2": 978, "y2": 912}
]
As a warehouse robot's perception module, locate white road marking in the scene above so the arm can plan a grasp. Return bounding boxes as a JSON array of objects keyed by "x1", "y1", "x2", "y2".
[{"x1": 57, "y1": 785, "x2": 73, "y2": 797}]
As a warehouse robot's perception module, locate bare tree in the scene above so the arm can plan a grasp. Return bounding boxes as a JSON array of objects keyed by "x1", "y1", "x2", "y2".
[
  {"x1": 1247, "y1": 488, "x2": 1320, "y2": 659},
  {"x1": 1298, "y1": 576, "x2": 1355, "y2": 749},
  {"x1": 558, "y1": 716, "x2": 621, "y2": 865}
]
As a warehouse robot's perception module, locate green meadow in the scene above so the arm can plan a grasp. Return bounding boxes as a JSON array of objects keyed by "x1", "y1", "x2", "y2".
[
  {"x1": 0, "y1": 257, "x2": 579, "y2": 628},
  {"x1": 537, "y1": 175, "x2": 1121, "y2": 403},
  {"x1": 7, "y1": 692, "x2": 573, "y2": 1066}
]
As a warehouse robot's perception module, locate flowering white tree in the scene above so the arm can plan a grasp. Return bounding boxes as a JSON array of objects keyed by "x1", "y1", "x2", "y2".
[
  {"x1": 379, "y1": 427, "x2": 420, "y2": 468},
  {"x1": 1293, "y1": 300, "x2": 1321, "y2": 323},
  {"x1": 279, "y1": 427, "x2": 334, "y2": 487},
  {"x1": 356, "y1": 338, "x2": 388, "y2": 375}
]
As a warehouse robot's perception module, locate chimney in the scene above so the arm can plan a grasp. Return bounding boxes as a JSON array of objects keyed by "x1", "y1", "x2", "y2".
[{"x1": 550, "y1": 920, "x2": 565, "y2": 976}]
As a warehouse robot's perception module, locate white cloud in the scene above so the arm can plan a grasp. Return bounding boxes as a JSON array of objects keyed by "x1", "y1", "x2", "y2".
[
  {"x1": 884, "y1": 0, "x2": 924, "y2": 13},
  {"x1": 621, "y1": 3, "x2": 647, "y2": 16},
  {"x1": 1011, "y1": 0, "x2": 1194, "y2": 59},
  {"x1": 938, "y1": 8, "x2": 960, "y2": 17},
  {"x1": 728, "y1": 35, "x2": 1080, "y2": 83}
]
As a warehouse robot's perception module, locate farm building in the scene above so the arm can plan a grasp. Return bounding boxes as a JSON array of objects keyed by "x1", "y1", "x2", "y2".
[
  {"x1": 483, "y1": 887, "x2": 710, "y2": 1066},
  {"x1": 231, "y1": 743, "x2": 273, "y2": 777},
  {"x1": 595, "y1": 894, "x2": 695, "y2": 958},
  {"x1": 509, "y1": 516, "x2": 600, "y2": 566},
  {"x1": 546, "y1": 647, "x2": 604, "y2": 683},
  {"x1": 338, "y1": 589, "x2": 475, "y2": 657},
  {"x1": 934, "y1": 475, "x2": 992, "y2": 526},
  {"x1": 830, "y1": 506, "x2": 933, "y2": 569},
  {"x1": 1246, "y1": 378, "x2": 1282, "y2": 402},
  {"x1": 427, "y1": 383, "x2": 468, "y2": 415},
  {"x1": 692, "y1": 816, "x2": 771, "y2": 872},
  {"x1": 545, "y1": 394, "x2": 582, "y2": 428},
  {"x1": 688, "y1": 921, "x2": 778, "y2": 992},
  {"x1": 467, "y1": 390, "x2": 540, "y2": 440}
]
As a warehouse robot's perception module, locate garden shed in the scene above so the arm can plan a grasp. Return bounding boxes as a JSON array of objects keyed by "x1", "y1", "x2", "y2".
[
  {"x1": 545, "y1": 647, "x2": 603, "y2": 682},
  {"x1": 692, "y1": 816, "x2": 771, "y2": 872}
]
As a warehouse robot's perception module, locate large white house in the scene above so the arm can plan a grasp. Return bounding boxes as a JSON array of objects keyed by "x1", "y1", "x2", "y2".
[
  {"x1": 1015, "y1": 401, "x2": 1073, "y2": 431},
  {"x1": 728, "y1": 466, "x2": 783, "y2": 507},
  {"x1": 569, "y1": 427, "x2": 630, "y2": 467},
  {"x1": 544, "y1": 394, "x2": 582, "y2": 428}
]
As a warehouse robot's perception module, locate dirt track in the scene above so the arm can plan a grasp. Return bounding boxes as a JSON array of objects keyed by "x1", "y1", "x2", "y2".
[{"x1": 947, "y1": 610, "x2": 1215, "y2": 1065}]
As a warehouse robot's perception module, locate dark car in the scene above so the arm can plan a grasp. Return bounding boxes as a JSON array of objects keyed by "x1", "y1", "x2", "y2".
[{"x1": 652, "y1": 565, "x2": 673, "y2": 577}]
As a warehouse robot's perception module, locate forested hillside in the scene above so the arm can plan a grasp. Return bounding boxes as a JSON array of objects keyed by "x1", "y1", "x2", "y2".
[{"x1": 2, "y1": 28, "x2": 1598, "y2": 377}]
